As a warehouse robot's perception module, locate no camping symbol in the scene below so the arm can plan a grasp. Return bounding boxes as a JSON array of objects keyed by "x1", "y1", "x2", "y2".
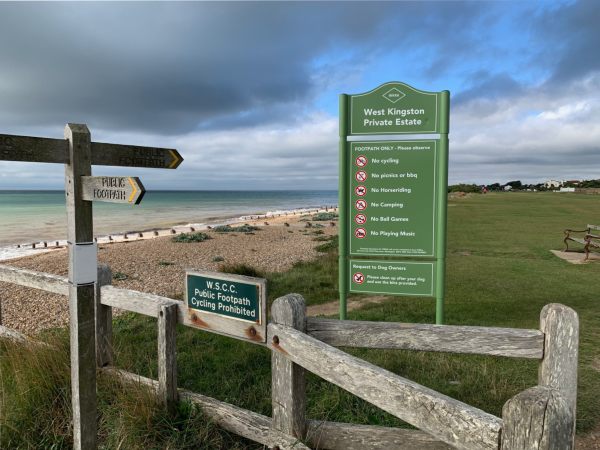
[
  {"x1": 353, "y1": 272, "x2": 365, "y2": 284},
  {"x1": 355, "y1": 171, "x2": 367, "y2": 182},
  {"x1": 355, "y1": 155, "x2": 368, "y2": 167},
  {"x1": 355, "y1": 227, "x2": 367, "y2": 239},
  {"x1": 355, "y1": 185, "x2": 366, "y2": 196},
  {"x1": 355, "y1": 199, "x2": 367, "y2": 210}
]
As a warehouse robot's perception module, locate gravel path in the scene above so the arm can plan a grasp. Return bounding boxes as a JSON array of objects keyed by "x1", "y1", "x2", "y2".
[{"x1": 0, "y1": 214, "x2": 337, "y2": 335}]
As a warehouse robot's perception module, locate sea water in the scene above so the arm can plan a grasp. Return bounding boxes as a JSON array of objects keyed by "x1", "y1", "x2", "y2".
[{"x1": 0, "y1": 190, "x2": 337, "y2": 259}]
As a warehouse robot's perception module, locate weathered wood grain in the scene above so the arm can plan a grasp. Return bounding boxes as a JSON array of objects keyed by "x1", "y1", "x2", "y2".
[
  {"x1": 0, "y1": 133, "x2": 69, "y2": 164},
  {"x1": 306, "y1": 420, "x2": 452, "y2": 450},
  {"x1": 100, "y1": 285, "x2": 180, "y2": 317},
  {"x1": 501, "y1": 386, "x2": 573, "y2": 449},
  {"x1": 102, "y1": 367, "x2": 310, "y2": 450},
  {"x1": 0, "y1": 324, "x2": 29, "y2": 344},
  {"x1": 307, "y1": 318, "x2": 544, "y2": 359},
  {"x1": 271, "y1": 294, "x2": 307, "y2": 440},
  {"x1": 158, "y1": 303, "x2": 178, "y2": 413},
  {"x1": 539, "y1": 303, "x2": 578, "y2": 444},
  {"x1": 65, "y1": 123, "x2": 97, "y2": 450},
  {"x1": 268, "y1": 323, "x2": 502, "y2": 450},
  {"x1": 0, "y1": 264, "x2": 69, "y2": 296},
  {"x1": 95, "y1": 265, "x2": 113, "y2": 367}
]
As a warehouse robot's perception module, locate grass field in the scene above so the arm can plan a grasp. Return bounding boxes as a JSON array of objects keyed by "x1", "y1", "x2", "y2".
[{"x1": 1, "y1": 192, "x2": 599, "y2": 448}]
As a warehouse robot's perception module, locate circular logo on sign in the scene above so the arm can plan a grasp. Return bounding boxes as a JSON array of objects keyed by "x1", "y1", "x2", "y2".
[
  {"x1": 355, "y1": 227, "x2": 367, "y2": 239},
  {"x1": 355, "y1": 171, "x2": 367, "y2": 182},
  {"x1": 355, "y1": 185, "x2": 367, "y2": 196},
  {"x1": 355, "y1": 155, "x2": 368, "y2": 167},
  {"x1": 355, "y1": 199, "x2": 367, "y2": 210},
  {"x1": 355, "y1": 213, "x2": 367, "y2": 225},
  {"x1": 353, "y1": 272, "x2": 365, "y2": 284}
]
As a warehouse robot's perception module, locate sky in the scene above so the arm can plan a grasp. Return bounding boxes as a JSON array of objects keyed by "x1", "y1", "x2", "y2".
[{"x1": 0, "y1": 0, "x2": 599, "y2": 190}]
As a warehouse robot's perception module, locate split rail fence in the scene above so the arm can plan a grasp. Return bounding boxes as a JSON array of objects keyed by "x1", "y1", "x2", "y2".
[{"x1": 0, "y1": 263, "x2": 579, "y2": 449}]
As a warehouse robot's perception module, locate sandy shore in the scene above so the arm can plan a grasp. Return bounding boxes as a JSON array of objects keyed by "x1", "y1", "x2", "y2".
[{"x1": 0, "y1": 210, "x2": 338, "y2": 335}]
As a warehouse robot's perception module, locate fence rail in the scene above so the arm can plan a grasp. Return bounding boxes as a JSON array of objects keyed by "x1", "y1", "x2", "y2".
[{"x1": 0, "y1": 263, "x2": 579, "y2": 449}]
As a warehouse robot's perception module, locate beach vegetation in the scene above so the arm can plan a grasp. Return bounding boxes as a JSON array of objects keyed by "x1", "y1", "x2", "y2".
[
  {"x1": 311, "y1": 212, "x2": 338, "y2": 221},
  {"x1": 113, "y1": 271, "x2": 129, "y2": 281},
  {"x1": 158, "y1": 260, "x2": 175, "y2": 266},
  {"x1": 315, "y1": 235, "x2": 338, "y2": 253},
  {"x1": 212, "y1": 224, "x2": 260, "y2": 233},
  {"x1": 212, "y1": 256, "x2": 225, "y2": 262},
  {"x1": 172, "y1": 232, "x2": 211, "y2": 243},
  {"x1": 312, "y1": 235, "x2": 333, "y2": 242},
  {"x1": 218, "y1": 263, "x2": 264, "y2": 278}
]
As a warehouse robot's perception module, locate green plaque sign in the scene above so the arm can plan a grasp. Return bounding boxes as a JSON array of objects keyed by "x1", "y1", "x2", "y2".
[
  {"x1": 184, "y1": 270, "x2": 267, "y2": 343},
  {"x1": 350, "y1": 82, "x2": 446, "y2": 135},
  {"x1": 349, "y1": 140, "x2": 437, "y2": 257},
  {"x1": 339, "y1": 82, "x2": 450, "y2": 323},
  {"x1": 349, "y1": 259, "x2": 435, "y2": 296}
]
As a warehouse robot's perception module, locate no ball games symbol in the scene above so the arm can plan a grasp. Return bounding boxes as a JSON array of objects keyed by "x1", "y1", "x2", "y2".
[
  {"x1": 355, "y1": 170, "x2": 367, "y2": 182},
  {"x1": 353, "y1": 272, "x2": 365, "y2": 284},
  {"x1": 355, "y1": 155, "x2": 368, "y2": 167},
  {"x1": 355, "y1": 227, "x2": 367, "y2": 239},
  {"x1": 355, "y1": 185, "x2": 366, "y2": 196},
  {"x1": 355, "y1": 213, "x2": 367, "y2": 225},
  {"x1": 355, "y1": 199, "x2": 367, "y2": 210}
]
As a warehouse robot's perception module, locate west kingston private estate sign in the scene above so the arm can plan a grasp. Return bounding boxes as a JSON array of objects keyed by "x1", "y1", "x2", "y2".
[{"x1": 338, "y1": 82, "x2": 450, "y2": 324}]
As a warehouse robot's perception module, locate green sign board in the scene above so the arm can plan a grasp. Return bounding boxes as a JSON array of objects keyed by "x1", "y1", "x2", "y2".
[
  {"x1": 349, "y1": 140, "x2": 437, "y2": 257},
  {"x1": 184, "y1": 270, "x2": 267, "y2": 343},
  {"x1": 349, "y1": 82, "x2": 446, "y2": 135},
  {"x1": 339, "y1": 82, "x2": 449, "y2": 324},
  {"x1": 349, "y1": 259, "x2": 435, "y2": 296}
]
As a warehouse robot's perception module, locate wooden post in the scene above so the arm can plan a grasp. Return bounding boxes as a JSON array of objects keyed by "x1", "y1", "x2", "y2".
[
  {"x1": 539, "y1": 303, "x2": 578, "y2": 444},
  {"x1": 95, "y1": 264, "x2": 113, "y2": 367},
  {"x1": 65, "y1": 123, "x2": 97, "y2": 450},
  {"x1": 501, "y1": 386, "x2": 574, "y2": 449},
  {"x1": 158, "y1": 303, "x2": 178, "y2": 413},
  {"x1": 271, "y1": 293, "x2": 307, "y2": 442}
]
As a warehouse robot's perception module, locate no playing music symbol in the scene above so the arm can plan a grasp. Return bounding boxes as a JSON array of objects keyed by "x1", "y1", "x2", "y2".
[
  {"x1": 355, "y1": 227, "x2": 367, "y2": 239},
  {"x1": 353, "y1": 272, "x2": 365, "y2": 284}
]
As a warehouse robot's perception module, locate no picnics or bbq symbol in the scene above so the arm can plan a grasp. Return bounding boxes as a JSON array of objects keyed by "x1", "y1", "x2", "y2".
[
  {"x1": 353, "y1": 272, "x2": 365, "y2": 284},
  {"x1": 355, "y1": 170, "x2": 367, "y2": 182},
  {"x1": 355, "y1": 213, "x2": 367, "y2": 224},
  {"x1": 355, "y1": 185, "x2": 366, "y2": 196},
  {"x1": 355, "y1": 155, "x2": 368, "y2": 167},
  {"x1": 355, "y1": 199, "x2": 367, "y2": 210},
  {"x1": 355, "y1": 228, "x2": 367, "y2": 239}
]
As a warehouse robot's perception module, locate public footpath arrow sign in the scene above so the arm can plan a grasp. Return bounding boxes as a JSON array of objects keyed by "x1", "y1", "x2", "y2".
[
  {"x1": 81, "y1": 176, "x2": 146, "y2": 204},
  {"x1": 0, "y1": 124, "x2": 182, "y2": 450},
  {"x1": 338, "y1": 82, "x2": 449, "y2": 324}
]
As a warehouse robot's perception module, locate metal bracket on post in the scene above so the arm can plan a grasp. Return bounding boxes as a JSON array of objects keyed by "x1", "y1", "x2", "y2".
[{"x1": 69, "y1": 242, "x2": 98, "y2": 285}]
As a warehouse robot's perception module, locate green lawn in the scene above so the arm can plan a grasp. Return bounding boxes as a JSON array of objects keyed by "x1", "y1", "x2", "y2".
[{"x1": 2, "y1": 192, "x2": 599, "y2": 448}]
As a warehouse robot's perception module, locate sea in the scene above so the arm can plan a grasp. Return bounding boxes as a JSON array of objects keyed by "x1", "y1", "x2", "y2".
[{"x1": 0, "y1": 190, "x2": 338, "y2": 260}]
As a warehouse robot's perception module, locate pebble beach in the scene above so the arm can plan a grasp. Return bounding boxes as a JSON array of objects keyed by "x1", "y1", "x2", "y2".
[{"x1": 0, "y1": 211, "x2": 338, "y2": 335}]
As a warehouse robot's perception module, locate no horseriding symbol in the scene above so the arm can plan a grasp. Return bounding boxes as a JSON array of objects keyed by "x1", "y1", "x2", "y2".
[
  {"x1": 355, "y1": 227, "x2": 367, "y2": 239},
  {"x1": 355, "y1": 155, "x2": 368, "y2": 167},
  {"x1": 355, "y1": 213, "x2": 367, "y2": 224},
  {"x1": 355, "y1": 170, "x2": 367, "y2": 182},
  {"x1": 355, "y1": 199, "x2": 367, "y2": 210},
  {"x1": 353, "y1": 272, "x2": 365, "y2": 284},
  {"x1": 355, "y1": 185, "x2": 366, "y2": 196}
]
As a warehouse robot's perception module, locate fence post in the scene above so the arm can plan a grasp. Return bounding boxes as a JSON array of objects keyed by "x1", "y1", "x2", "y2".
[
  {"x1": 95, "y1": 264, "x2": 112, "y2": 367},
  {"x1": 271, "y1": 293, "x2": 307, "y2": 442},
  {"x1": 158, "y1": 303, "x2": 178, "y2": 413},
  {"x1": 501, "y1": 386, "x2": 574, "y2": 449},
  {"x1": 539, "y1": 303, "x2": 578, "y2": 444}
]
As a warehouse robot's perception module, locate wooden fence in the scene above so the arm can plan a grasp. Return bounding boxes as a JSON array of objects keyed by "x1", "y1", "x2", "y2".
[{"x1": 0, "y1": 263, "x2": 579, "y2": 449}]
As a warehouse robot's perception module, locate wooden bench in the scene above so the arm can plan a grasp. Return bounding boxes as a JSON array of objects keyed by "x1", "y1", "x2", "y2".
[{"x1": 563, "y1": 224, "x2": 600, "y2": 260}]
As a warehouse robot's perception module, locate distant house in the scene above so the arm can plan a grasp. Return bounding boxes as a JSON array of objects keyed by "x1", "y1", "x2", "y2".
[{"x1": 544, "y1": 179, "x2": 564, "y2": 188}]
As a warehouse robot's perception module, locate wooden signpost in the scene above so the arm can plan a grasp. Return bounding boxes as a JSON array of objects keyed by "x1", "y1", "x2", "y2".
[{"x1": 0, "y1": 124, "x2": 182, "y2": 450}]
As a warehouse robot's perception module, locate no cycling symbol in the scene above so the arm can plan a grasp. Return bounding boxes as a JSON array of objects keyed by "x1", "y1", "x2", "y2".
[
  {"x1": 355, "y1": 185, "x2": 366, "y2": 196},
  {"x1": 355, "y1": 155, "x2": 368, "y2": 167},
  {"x1": 355, "y1": 213, "x2": 367, "y2": 224},
  {"x1": 355, "y1": 171, "x2": 367, "y2": 182},
  {"x1": 355, "y1": 227, "x2": 367, "y2": 239},
  {"x1": 355, "y1": 199, "x2": 367, "y2": 210},
  {"x1": 353, "y1": 272, "x2": 365, "y2": 284}
]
